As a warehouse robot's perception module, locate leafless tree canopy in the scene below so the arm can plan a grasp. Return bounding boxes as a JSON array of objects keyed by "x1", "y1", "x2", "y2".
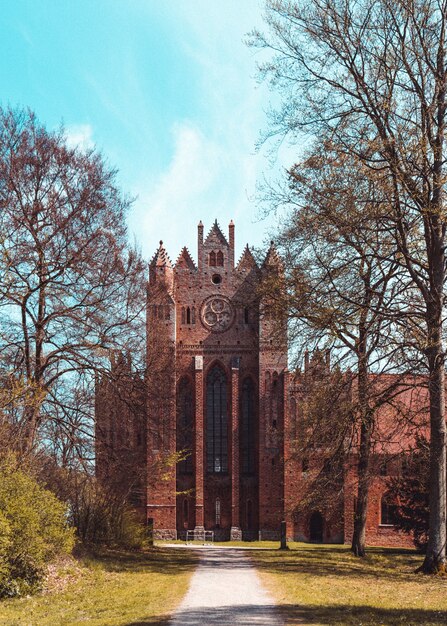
[
  {"x1": 252, "y1": 0, "x2": 447, "y2": 572},
  {"x1": 0, "y1": 108, "x2": 146, "y2": 456}
]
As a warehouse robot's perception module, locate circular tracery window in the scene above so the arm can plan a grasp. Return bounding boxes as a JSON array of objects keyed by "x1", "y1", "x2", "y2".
[{"x1": 200, "y1": 295, "x2": 235, "y2": 333}]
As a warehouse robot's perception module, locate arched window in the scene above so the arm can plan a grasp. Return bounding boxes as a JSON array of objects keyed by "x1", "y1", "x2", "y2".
[
  {"x1": 244, "y1": 307, "x2": 250, "y2": 324},
  {"x1": 241, "y1": 378, "x2": 255, "y2": 475},
  {"x1": 271, "y1": 372, "x2": 279, "y2": 427},
  {"x1": 381, "y1": 494, "x2": 398, "y2": 525},
  {"x1": 181, "y1": 306, "x2": 186, "y2": 324},
  {"x1": 290, "y1": 396, "x2": 297, "y2": 445},
  {"x1": 209, "y1": 251, "x2": 217, "y2": 266},
  {"x1": 216, "y1": 250, "x2": 224, "y2": 266},
  {"x1": 186, "y1": 307, "x2": 191, "y2": 324},
  {"x1": 265, "y1": 371, "x2": 271, "y2": 392},
  {"x1": 177, "y1": 377, "x2": 194, "y2": 474},
  {"x1": 206, "y1": 365, "x2": 228, "y2": 473},
  {"x1": 191, "y1": 306, "x2": 196, "y2": 324},
  {"x1": 215, "y1": 498, "x2": 221, "y2": 526},
  {"x1": 246, "y1": 499, "x2": 253, "y2": 529}
]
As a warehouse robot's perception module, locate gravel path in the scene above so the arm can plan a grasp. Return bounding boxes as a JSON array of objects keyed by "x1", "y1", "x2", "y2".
[{"x1": 169, "y1": 547, "x2": 284, "y2": 626}]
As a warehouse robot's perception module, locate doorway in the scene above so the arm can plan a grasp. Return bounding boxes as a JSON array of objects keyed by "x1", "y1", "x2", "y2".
[{"x1": 309, "y1": 511, "x2": 324, "y2": 542}]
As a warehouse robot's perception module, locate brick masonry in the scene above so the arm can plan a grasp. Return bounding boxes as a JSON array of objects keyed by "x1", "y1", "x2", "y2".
[{"x1": 96, "y1": 219, "x2": 430, "y2": 548}]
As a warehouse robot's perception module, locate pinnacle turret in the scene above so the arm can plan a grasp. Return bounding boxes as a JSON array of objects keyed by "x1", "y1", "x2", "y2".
[{"x1": 150, "y1": 240, "x2": 172, "y2": 268}]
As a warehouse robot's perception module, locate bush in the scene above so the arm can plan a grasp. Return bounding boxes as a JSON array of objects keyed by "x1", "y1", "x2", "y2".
[
  {"x1": 40, "y1": 462, "x2": 147, "y2": 550},
  {"x1": 69, "y1": 475, "x2": 147, "y2": 550},
  {"x1": 0, "y1": 457, "x2": 75, "y2": 597}
]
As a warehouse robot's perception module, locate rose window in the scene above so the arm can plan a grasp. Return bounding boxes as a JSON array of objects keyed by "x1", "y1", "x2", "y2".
[{"x1": 200, "y1": 296, "x2": 235, "y2": 332}]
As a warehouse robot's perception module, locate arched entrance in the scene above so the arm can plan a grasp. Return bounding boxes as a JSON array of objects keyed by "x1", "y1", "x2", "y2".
[{"x1": 309, "y1": 511, "x2": 324, "y2": 542}]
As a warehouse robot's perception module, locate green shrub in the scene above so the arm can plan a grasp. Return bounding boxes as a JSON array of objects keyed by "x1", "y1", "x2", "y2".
[
  {"x1": 70, "y1": 476, "x2": 147, "y2": 550},
  {"x1": 40, "y1": 461, "x2": 147, "y2": 550},
  {"x1": 117, "y1": 508, "x2": 148, "y2": 550},
  {"x1": 0, "y1": 457, "x2": 75, "y2": 597}
]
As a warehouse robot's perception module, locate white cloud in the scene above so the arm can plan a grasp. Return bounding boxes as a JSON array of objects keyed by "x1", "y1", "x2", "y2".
[
  {"x1": 150, "y1": 124, "x2": 220, "y2": 214},
  {"x1": 128, "y1": 116, "x2": 282, "y2": 262},
  {"x1": 126, "y1": 1, "x2": 288, "y2": 261},
  {"x1": 129, "y1": 123, "x2": 222, "y2": 258},
  {"x1": 65, "y1": 124, "x2": 95, "y2": 150}
]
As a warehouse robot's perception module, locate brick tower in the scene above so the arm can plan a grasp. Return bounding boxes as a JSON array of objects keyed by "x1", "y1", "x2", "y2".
[
  {"x1": 96, "y1": 218, "x2": 428, "y2": 548},
  {"x1": 145, "y1": 220, "x2": 287, "y2": 540}
]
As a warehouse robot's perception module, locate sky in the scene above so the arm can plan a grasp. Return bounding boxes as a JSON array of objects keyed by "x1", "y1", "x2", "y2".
[{"x1": 0, "y1": 0, "x2": 293, "y2": 263}]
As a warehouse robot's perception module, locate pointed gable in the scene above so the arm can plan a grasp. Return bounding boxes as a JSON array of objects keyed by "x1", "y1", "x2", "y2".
[
  {"x1": 150, "y1": 240, "x2": 172, "y2": 269},
  {"x1": 204, "y1": 219, "x2": 229, "y2": 248},
  {"x1": 263, "y1": 241, "x2": 284, "y2": 271},
  {"x1": 236, "y1": 244, "x2": 258, "y2": 272},
  {"x1": 175, "y1": 246, "x2": 197, "y2": 270}
]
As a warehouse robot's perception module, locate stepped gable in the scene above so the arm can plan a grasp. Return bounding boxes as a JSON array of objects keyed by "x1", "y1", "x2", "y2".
[
  {"x1": 175, "y1": 246, "x2": 197, "y2": 270},
  {"x1": 204, "y1": 219, "x2": 228, "y2": 247},
  {"x1": 263, "y1": 240, "x2": 284, "y2": 271},
  {"x1": 236, "y1": 244, "x2": 258, "y2": 272},
  {"x1": 150, "y1": 240, "x2": 172, "y2": 268}
]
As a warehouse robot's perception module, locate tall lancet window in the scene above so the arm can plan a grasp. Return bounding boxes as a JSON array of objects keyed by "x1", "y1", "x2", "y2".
[
  {"x1": 206, "y1": 365, "x2": 228, "y2": 473},
  {"x1": 177, "y1": 377, "x2": 194, "y2": 474},
  {"x1": 241, "y1": 378, "x2": 255, "y2": 475}
]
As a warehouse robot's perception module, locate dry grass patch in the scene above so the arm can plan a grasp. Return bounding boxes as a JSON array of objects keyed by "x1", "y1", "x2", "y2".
[
  {"x1": 0, "y1": 547, "x2": 199, "y2": 626},
  {"x1": 251, "y1": 543, "x2": 447, "y2": 626}
]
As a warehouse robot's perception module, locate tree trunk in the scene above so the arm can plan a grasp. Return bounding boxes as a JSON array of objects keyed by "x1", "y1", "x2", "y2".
[
  {"x1": 20, "y1": 400, "x2": 41, "y2": 456},
  {"x1": 351, "y1": 328, "x2": 371, "y2": 558},
  {"x1": 421, "y1": 313, "x2": 446, "y2": 573},
  {"x1": 351, "y1": 413, "x2": 370, "y2": 557},
  {"x1": 351, "y1": 413, "x2": 373, "y2": 557}
]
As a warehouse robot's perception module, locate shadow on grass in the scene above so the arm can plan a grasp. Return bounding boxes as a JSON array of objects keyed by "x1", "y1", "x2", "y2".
[
  {"x1": 123, "y1": 603, "x2": 447, "y2": 625},
  {"x1": 82, "y1": 547, "x2": 200, "y2": 576},
  {"x1": 249, "y1": 545, "x2": 424, "y2": 583}
]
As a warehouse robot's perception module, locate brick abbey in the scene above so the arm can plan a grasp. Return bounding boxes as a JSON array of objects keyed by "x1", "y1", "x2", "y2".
[{"x1": 96, "y1": 220, "x2": 424, "y2": 545}]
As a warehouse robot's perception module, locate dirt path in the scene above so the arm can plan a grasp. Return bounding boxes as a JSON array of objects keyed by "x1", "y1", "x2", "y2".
[{"x1": 168, "y1": 546, "x2": 283, "y2": 626}]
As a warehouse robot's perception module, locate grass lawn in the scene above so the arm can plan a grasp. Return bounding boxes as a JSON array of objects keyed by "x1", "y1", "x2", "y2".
[
  {"x1": 250, "y1": 543, "x2": 447, "y2": 625},
  {"x1": 0, "y1": 547, "x2": 199, "y2": 626}
]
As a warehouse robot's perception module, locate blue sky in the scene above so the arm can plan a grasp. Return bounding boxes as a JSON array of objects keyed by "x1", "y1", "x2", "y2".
[{"x1": 0, "y1": 0, "x2": 291, "y2": 262}]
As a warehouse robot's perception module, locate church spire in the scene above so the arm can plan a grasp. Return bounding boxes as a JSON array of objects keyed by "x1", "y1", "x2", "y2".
[{"x1": 204, "y1": 219, "x2": 229, "y2": 247}]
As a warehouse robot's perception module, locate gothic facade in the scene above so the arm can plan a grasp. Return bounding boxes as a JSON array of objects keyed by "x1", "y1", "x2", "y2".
[{"x1": 96, "y1": 219, "x2": 424, "y2": 546}]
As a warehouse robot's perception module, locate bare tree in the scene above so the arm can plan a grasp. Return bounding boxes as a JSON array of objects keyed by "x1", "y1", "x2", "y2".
[
  {"x1": 252, "y1": 0, "x2": 447, "y2": 573},
  {"x1": 0, "y1": 107, "x2": 146, "y2": 455},
  {"x1": 269, "y1": 138, "x2": 414, "y2": 555}
]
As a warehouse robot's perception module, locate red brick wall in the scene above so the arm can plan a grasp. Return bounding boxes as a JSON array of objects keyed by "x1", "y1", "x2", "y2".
[{"x1": 96, "y1": 221, "x2": 428, "y2": 549}]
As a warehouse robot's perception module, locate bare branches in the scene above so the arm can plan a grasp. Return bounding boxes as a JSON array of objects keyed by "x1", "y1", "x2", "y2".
[
  {"x1": 0, "y1": 107, "x2": 146, "y2": 454},
  {"x1": 255, "y1": 0, "x2": 447, "y2": 573}
]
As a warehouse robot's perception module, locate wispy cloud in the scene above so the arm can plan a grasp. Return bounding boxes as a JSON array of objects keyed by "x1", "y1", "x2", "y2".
[
  {"x1": 126, "y1": 1, "x2": 287, "y2": 259},
  {"x1": 129, "y1": 123, "x2": 222, "y2": 258},
  {"x1": 65, "y1": 123, "x2": 94, "y2": 150},
  {"x1": 128, "y1": 115, "x2": 278, "y2": 262}
]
